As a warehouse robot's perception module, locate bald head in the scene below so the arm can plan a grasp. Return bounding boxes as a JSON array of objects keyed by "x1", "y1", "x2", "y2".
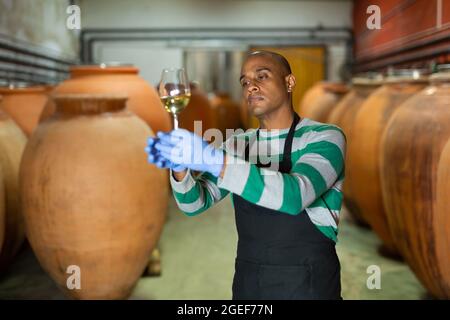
[
  {"x1": 240, "y1": 50, "x2": 296, "y2": 118},
  {"x1": 244, "y1": 50, "x2": 292, "y2": 77}
]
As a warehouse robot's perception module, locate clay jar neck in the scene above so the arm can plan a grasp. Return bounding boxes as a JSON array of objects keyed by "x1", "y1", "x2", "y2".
[
  {"x1": 351, "y1": 75, "x2": 383, "y2": 95},
  {"x1": 321, "y1": 82, "x2": 349, "y2": 95},
  {"x1": 0, "y1": 96, "x2": 10, "y2": 120},
  {"x1": 384, "y1": 69, "x2": 430, "y2": 89},
  {"x1": 385, "y1": 79, "x2": 429, "y2": 91},
  {"x1": 69, "y1": 64, "x2": 139, "y2": 78},
  {"x1": 53, "y1": 94, "x2": 128, "y2": 116},
  {"x1": 352, "y1": 83, "x2": 381, "y2": 96},
  {"x1": 0, "y1": 84, "x2": 46, "y2": 95}
]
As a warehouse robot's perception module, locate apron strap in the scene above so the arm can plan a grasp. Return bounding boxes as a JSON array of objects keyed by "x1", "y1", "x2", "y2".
[
  {"x1": 279, "y1": 112, "x2": 300, "y2": 173},
  {"x1": 244, "y1": 111, "x2": 300, "y2": 172}
]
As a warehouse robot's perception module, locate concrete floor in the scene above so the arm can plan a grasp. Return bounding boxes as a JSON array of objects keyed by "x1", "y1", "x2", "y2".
[{"x1": 0, "y1": 196, "x2": 428, "y2": 300}]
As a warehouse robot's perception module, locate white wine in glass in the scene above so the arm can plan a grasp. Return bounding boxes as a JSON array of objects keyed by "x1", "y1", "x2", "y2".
[{"x1": 158, "y1": 68, "x2": 191, "y2": 130}]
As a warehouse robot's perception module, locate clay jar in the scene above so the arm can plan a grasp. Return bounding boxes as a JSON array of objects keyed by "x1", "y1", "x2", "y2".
[
  {"x1": 0, "y1": 97, "x2": 27, "y2": 272},
  {"x1": 328, "y1": 75, "x2": 383, "y2": 226},
  {"x1": 298, "y1": 82, "x2": 348, "y2": 123},
  {"x1": 210, "y1": 92, "x2": 241, "y2": 136},
  {"x1": 380, "y1": 67, "x2": 450, "y2": 298},
  {"x1": 20, "y1": 94, "x2": 168, "y2": 299},
  {"x1": 0, "y1": 83, "x2": 48, "y2": 137},
  {"x1": 178, "y1": 82, "x2": 214, "y2": 134},
  {"x1": 348, "y1": 70, "x2": 428, "y2": 256}
]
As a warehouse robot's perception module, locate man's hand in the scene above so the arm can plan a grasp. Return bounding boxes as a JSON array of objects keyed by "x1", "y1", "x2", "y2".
[
  {"x1": 153, "y1": 129, "x2": 224, "y2": 177},
  {"x1": 145, "y1": 137, "x2": 187, "y2": 173}
]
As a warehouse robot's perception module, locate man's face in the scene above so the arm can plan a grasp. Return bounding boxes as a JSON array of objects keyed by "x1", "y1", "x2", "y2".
[{"x1": 240, "y1": 55, "x2": 292, "y2": 117}]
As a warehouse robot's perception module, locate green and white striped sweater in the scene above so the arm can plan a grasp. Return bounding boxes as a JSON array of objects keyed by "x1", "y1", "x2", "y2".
[{"x1": 170, "y1": 118, "x2": 346, "y2": 242}]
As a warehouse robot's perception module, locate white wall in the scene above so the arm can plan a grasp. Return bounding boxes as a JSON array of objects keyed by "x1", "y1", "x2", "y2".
[
  {"x1": 328, "y1": 44, "x2": 348, "y2": 81},
  {"x1": 94, "y1": 41, "x2": 183, "y2": 86},
  {"x1": 79, "y1": 0, "x2": 352, "y2": 29}
]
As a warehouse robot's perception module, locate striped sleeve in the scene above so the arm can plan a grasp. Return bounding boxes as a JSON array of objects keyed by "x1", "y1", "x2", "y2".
[
  {"x1": 306, "y1": 171, "x2": 345, "y2": 242},
  {"x1": 170, "y1": 169, "x2": 230, "y2": 216},
  {"x1": 169, "y1": 138, "x2": 234, "y2": 216},
  {"x1": 216, "y1": 127, "x2": 346, "y2": 215}
]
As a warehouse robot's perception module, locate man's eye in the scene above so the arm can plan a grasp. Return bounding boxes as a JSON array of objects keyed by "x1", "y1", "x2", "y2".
[
  {"x1": 241, "y1": 81, "x2": 249, "y2": 87},
  {"x1": 257, "y1": 74, "x2": 268, "y2": 80}
]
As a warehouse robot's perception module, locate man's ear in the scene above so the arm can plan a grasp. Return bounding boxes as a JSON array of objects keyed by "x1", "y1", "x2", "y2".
[{"x1": 286, "y1": 74, "x2": 296, "y2": 92}]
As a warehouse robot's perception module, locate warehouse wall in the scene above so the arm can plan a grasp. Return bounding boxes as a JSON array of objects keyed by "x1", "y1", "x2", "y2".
[
  {"x1": 353, "y1": 0, "x2": 450, "y2": 71},
  {"x1": 93, "y1": 40, "x2": 184, "y2": 87},
  {"x1": 80, "y1": 0, "x2": 352, "y2": 97},
  {"x1": 79, "y1": 0, "x2": 352, "y2": 29}
]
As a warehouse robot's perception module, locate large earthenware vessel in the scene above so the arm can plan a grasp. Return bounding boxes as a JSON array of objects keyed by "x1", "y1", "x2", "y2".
[
  {"x1": 380, "y1": 66, "x2": 450, "y2": 298},
  {"x1": 298, "y1": 82, "x2": 348, "y2": 123},
  {"x1": 349, "y1": 70, "x2": 428, "y2": 256},
  {"x1": 0, "y1": 98, "x2": 27, "y2": 272},
  {"x1": 178, "y1": 83, "x2": 214, "y2": 134},
  {"x1": 21, "y1": 94, "x2": 168, "y2": 299},
  {"x1": 210, "y1": 92, "x2": 242, "y2": 136},
  {"x1": 0, "y1": 83, "x2": 48, "y2": 137},
  {"x1": 328, "y1": 75, "x2": 383, "y2": 226}
]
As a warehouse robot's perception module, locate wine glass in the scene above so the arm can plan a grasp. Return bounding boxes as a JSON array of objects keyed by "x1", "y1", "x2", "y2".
[{"x1": 158, "y1": 68, "x2": 191, "y2": 130}]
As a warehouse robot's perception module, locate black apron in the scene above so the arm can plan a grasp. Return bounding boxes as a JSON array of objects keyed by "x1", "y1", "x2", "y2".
[{"x1": 231, "y1": 112, "x2": 341, "y2": 300}]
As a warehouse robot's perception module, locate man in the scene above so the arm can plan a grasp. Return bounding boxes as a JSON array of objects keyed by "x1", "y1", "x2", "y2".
[{"x1": 145, "y1": 51, "x2": 346, "y2": 300}]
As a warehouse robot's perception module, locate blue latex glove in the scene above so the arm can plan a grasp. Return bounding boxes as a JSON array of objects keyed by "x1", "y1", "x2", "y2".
[
  {"x1": 145, "y1": 137, "x2": 187, "y2": 172},
  {"x1": 154, "y1": 129, "x2": 224, "y2": 177}
]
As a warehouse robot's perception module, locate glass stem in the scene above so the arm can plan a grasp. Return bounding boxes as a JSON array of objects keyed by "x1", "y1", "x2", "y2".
[{"x1": 173, "y1": 113, "x2": 179, "y2": 130}]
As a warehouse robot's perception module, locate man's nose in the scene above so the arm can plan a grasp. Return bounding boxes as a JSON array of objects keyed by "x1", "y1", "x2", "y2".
[{"x1": 247, "y1": 82, "x2": 259, "y2": 93}]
